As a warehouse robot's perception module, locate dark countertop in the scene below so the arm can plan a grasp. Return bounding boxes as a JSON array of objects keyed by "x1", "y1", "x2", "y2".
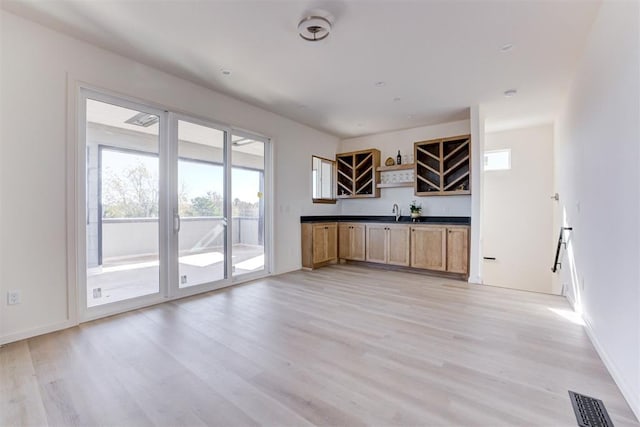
[{"x1": 300, "y1": 215, "x2": 471, "y2": 225}]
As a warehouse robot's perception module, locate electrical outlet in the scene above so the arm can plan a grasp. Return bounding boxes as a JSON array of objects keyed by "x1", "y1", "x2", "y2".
[
  {"x1": 7, "y1": 290, "x2": 21, "y2": 305},
  {"x1": 180, "y1": 275, "x2": 188, "y2": 284}
]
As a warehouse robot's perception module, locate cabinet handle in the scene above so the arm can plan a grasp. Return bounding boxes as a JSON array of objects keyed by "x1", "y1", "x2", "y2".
[{"x1": 325, "y1": 226, "x2": 328, "y2": 229}]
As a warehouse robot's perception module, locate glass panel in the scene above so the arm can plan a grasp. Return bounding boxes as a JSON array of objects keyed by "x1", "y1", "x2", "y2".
[
  {"x1": 86, "y1": 99, "x2": 160, "y2": 307},
  {"x1": 232, "y1": 135, "x2": 265, "y2": 276},
  {"x1": 312, "y1": 156, "x2": 335, "y2": 201},
  {"x1": 177, "y1": 120, "x2": 227, "y2": 287},
  {"x1": 484, "y1": 149, "x2": 511, "y2": 171}
]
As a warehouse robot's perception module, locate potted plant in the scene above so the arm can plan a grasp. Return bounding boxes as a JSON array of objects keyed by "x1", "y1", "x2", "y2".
[{"x1": 409, "y1": 200, "x2": 422, "y2": 219}]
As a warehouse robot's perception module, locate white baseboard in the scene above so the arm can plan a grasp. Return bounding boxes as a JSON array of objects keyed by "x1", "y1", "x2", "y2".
[
  {"x1": 468, "y1": 275, "x2": 483, "y2": 285},
  {"x1": 0, "y1": 319, "x2": 76, "y2": 346},
  {"x1": 582, "y1": 317, "x2": 640, "y2": 422}
]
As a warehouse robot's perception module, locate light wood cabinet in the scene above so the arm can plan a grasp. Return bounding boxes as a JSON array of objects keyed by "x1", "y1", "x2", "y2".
[
  {"x1": 414, "y1": 135, "x2": 471, "y2": 196},
  {"x1": 303, "y1": 220, "x2": 469, "y2": 277},
  {"x1": 338, "y1": 223, "x2": 365, "y2": 261},
  {"x1": 446, "y1": 227, "x2": 469, "y2": 274},
  {"x1": 302, "y1": 222, "x2": 337, "y2": 269},
  {"x1": 410, "y1": 225, "x2": 469, "y2": 275},
  {"x1": 410, "y1": 226, "x2": 446, "y2": 271},
  {"x1": 365, "y1": 224, "x2": 410, "y2": 266},
  {"x1": 336, "y1": 149, "x2": 381, "y2": 199}
]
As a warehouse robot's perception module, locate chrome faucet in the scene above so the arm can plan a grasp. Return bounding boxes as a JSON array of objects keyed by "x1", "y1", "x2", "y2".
[{"x1": 392, "y1": 203, "x2": 400, "y2": 221}]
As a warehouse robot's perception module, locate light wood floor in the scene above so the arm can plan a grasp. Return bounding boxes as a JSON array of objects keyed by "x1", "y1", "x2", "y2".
[{"x1": 2, "y1": 264, "x2": 638, "y2": 426}]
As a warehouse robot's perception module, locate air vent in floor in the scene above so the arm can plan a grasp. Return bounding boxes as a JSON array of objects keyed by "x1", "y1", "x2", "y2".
[{"x1": 569, "y1": 390, "x2": 614, "y2": 427}]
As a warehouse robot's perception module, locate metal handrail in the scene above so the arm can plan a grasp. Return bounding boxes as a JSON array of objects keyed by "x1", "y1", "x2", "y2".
[{"x1": 552, "y1": 227, "x2": 573, "y2": 272}]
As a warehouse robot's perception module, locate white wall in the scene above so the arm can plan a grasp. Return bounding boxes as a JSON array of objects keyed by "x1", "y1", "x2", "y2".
[
  {"x1": 0, "y1": 11, "x2": 339, "y2": 343},
  {"x1": 555, "y1": 0, "x2": 639, "y2": 418},
  {"x1": 338, "y1": 120, "x2": 471, "y2": 216},
  {"x1": 483, "y1": 124, "x2": 555, "y2": 294}
]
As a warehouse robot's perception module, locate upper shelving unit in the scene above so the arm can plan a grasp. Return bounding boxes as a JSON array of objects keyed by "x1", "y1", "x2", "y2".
[
  {"x1": 414, "y1": 135, "x2": 471, "y2": 196},
  {"x1": 376, "y1": 163, "x2": 415, "y2": 189},
  {"x1": 336, "y1": 148, "x2": 380, "y2": 198}
]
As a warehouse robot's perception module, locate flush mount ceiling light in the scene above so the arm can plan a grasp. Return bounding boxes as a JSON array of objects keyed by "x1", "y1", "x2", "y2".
[
  {"x1": 500, "y1": 43, "x2": 514, "y2": 52},
  {"x1": 298, "y1": 15, "x2": 331, "y2": 41},
  {"x1": 504, "y1": 89, "x2": 518, "y2": 97},
  {"x1": 125, "y1": 112, "x2": 159, "y2": 127},
  {"x1": 374, "y1": 81, "x2": 386, "y2": 87},
  {"x1": 220, "y1": 68, "x2": 232, "y2": 76}
]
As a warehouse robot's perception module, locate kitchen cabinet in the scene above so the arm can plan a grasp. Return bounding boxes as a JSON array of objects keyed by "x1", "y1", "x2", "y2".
[
  {"x1": 414, "y1": 135, "x2": 471, "y2": 196},
  {"x1": 410, "y1": 225, "x2": 469, "y2": 275},
  {"x1": 365, "y1": 224, "x2": 410, "y2": 266},
  {"x1": 338, "y1": 223, "x2": 366, "y2": 261},
  {"x1": 301, "y1": 222, "x2": 337, "y2": 269},
  {"x1": 446, "y1": 226, "x2": 469, "y2": 274},
  {"x1": 410, "y1": 226, "x2": 446, "y2": 271},
  {"x1": 336, "y1": 149, "x2": 381, "y2": 198}
]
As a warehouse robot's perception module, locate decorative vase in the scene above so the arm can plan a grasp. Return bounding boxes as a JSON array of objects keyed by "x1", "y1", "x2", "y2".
[{"x1": 411, "y1": 211, "x2": 420, "y2": 219}]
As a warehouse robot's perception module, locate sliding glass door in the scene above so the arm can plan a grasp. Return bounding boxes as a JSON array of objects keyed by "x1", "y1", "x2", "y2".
[
  {"x1": 83, "y1": 94, "x2": 165, "y2": 313},
  {"x1": 173, "y1": 117, "x2": 229, "y2": 291},
  {"x1": 81, "y1": 89, "x2": 270, "y2": 319},
  {"x1": 231, "y1": 132, "x2": 267, "y2": 278}
]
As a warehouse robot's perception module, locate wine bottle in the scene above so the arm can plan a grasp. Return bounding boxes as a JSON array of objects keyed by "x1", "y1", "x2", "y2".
[{"x1": 396, "y1": 150, "x2": 402, "y2": 165}]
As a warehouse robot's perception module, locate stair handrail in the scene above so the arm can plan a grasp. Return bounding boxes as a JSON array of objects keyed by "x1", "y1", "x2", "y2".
[{"x1": 552, "y1": 227, "x2": 573, "y2": 272}]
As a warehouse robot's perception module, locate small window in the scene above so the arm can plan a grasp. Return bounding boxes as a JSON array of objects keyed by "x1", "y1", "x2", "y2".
[
  {"x1": 484, "y1": 149, "x2": 511, "y2": 171},
  {"x1": 312, "y1": 156, "x2": 336, "y2": 203}
]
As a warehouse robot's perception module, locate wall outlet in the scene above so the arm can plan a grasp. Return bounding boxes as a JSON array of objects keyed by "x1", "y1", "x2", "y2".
[
  {"x1": 180, "y1": 275, "x2": 188, "y2": 284},
  {"x1": 7, "y1": 290, "x2": 21, "y2": 305}
]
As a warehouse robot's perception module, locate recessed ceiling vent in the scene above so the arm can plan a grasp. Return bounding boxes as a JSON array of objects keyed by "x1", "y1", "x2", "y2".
[
  {"x1": 298, "y1": 15, "x2": 331, "y2": 42},
  {"x1": 125, "y1": 113, "x2": 159, "y2": 127}
]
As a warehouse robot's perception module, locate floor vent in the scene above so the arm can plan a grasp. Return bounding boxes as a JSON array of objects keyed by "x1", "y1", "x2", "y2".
[{"x1": 569, "y1": 390, "x2": 614, "y2": 427}]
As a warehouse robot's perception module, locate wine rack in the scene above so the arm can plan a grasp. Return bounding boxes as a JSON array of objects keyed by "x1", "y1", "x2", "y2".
[
  {"x1": 415, "y1": 135, "x2": 471, "y2": 196},
  {"x1": 336, "y1": 149, "x2": 380, "y2": 198}
]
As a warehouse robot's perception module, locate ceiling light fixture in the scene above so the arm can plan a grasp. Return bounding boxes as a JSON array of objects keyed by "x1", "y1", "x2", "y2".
[
  {"x1": 221, "y1": 68, "x2": 232, "y2": 76},
  {"x1": 374, "y1": 81, "x2": 386, "y2": 87},
  {"x1": 298, "y1": 15, "x2": 331, "y2": 42},
  {"x1": 500, "y1": 43, "x2": 514, "y2": 52},
  {"x1": 504, "y1": 89, "x2": 518, "y2": 97}
]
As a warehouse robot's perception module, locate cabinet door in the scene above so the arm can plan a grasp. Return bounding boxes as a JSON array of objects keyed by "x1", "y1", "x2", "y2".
[
  {"x1": 312, "y1": 225, "x2": 327, "y2": 263},
  {"x1": 447, "y1": 227, "x2": 469, "y2": 274},
  {"x1": 325, "y1": 224, "x2": 338, "y2": 261},
  {"x1": 366, "y1": 225, "x2": 387, "y2": 264},
  {"x1": 350, "y1": 224, "x2": 366, "y2": 261},
  {"x1": 387, "y1": 225, "x2": 410, "y2": 266},
  {"x1": 338, "y1": 224, "x2": 351, "y2": 259},
  {"x1": 411, "y1": 226, "x2": 446, "y2": 271}
]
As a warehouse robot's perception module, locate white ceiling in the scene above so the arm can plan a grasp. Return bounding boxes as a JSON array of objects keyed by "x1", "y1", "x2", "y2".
[{"x1": 2, "y1": 0, "x2": 600, "y2": 138}]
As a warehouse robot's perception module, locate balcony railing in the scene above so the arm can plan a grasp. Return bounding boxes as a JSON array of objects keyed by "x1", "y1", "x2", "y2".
[{"x1": 98, "y1": 216, "x2": 261, "y2": 261}]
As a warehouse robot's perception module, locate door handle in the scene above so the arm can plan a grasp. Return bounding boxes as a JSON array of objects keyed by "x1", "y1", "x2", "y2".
[
  {"x1": 483, "y1": 256, "x2": 496, "y2": 260},
  {"x1": 174, "y1": 211, "x2": 181, "y2": 233},
  {"x1": 222, "y1": 217, "x2": 228, "y2": 227}
]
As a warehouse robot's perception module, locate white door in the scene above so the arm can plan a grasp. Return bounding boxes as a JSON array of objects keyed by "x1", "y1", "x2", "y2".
[{"x1": 482, "y1": 125, "x2": 555, "y2": 294}]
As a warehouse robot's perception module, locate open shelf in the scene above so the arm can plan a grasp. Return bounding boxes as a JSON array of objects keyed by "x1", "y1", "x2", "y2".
[
  {"x1": 376, "y1": 182, "x2": 414, "y2": 189},
  {"x1": 376, "y1": 163, "x2": 415, "y2": 172}
]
